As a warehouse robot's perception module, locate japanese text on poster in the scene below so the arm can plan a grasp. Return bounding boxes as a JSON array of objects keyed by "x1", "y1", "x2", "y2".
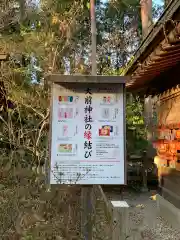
[{"x1": 50, "y1": 83, "x2": 125, "y2": 184}]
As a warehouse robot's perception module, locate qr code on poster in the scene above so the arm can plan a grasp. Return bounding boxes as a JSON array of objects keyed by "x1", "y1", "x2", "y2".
[{"x1": 102, "y1": 108, "x2": 110, "y2": 119}]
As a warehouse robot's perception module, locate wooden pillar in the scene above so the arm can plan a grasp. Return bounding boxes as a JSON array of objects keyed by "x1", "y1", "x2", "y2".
[
  {"x1": 141, "y1": 96, "x2": 151, "y2": 192},
  {"x1": 142, "y1": 150, "x2": 148, "y2": 192}
]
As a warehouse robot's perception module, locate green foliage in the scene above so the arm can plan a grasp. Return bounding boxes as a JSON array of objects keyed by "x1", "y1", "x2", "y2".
[
  {"x1": 98, "y1": 67, "x2": 148, "y2": 156},
  {"x1": 0, "y1": 0, "x2": 164, "y2": 77},
  {"x1": 126, "y1": 94, "x2": 148, "y2": 156}
]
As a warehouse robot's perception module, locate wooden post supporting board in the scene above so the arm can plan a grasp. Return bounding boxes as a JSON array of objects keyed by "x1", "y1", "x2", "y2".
[
  {"x1": 81, "y1": 1, "x2": 97, "y2": 239},
  {"x1": 111, "y1": 201, "x2": 129, "y2": 240},
  {"x1": 47, "y1": 75, "x2": 127, "y2": 239},
  {"x1": 81, "y1": 186, "x2": 93, "y2": 240}
]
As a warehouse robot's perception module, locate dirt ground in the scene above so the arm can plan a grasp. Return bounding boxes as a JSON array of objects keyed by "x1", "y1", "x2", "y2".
[{"x1": 105, "y1": 188, "x2": 180, "y2": 240}]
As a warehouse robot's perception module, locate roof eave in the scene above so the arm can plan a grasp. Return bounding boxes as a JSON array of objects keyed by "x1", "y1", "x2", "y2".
[{"x1": 124, "y1": 0, "x2": 180, "y2": 76}]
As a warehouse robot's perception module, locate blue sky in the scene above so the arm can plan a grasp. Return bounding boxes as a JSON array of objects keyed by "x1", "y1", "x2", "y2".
[{"x1": 155, "y1": 0, "x2": 163, "y2": 5}]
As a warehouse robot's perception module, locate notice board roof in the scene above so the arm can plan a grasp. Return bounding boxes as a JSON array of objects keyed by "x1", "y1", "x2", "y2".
[{"x1": 47, "y1": 74, "x2": 128, "y2": 84}]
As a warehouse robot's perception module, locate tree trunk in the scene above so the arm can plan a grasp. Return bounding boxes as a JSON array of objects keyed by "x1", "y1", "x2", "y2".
[
  {"x1": 90, "y1": 0, "x2": 97, "y2": 75},
  {"x1": 140, "y1": 0, "x2": 152, "y2": 39}
]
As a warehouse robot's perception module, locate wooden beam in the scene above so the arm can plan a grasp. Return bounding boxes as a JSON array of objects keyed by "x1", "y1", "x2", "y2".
[{"x1": 47, "y1": 74, "x2": 128, "y2": 84}]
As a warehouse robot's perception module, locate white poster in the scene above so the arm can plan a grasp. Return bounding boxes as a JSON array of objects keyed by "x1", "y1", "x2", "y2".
[{"x1": 50, "y1": 83, "x2": 125, "y2": 184}]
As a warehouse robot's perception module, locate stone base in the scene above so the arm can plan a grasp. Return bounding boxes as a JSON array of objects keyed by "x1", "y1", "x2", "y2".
[{"x1": 156, "y1": 194, "x2": 180, "y2": 230}]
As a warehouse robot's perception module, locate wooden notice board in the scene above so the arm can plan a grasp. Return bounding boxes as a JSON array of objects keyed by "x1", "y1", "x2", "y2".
[{"x1": 47, "y1": 75, "x2": 127, "y2": 185}]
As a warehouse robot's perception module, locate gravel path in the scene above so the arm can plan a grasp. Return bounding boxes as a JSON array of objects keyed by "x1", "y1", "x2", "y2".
[{"x1": 105, "y1": 189, "x2": 180, "y2": 240}]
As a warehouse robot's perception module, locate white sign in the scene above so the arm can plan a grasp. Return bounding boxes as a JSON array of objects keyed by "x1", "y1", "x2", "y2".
[{"x1": 50, "y1": 83, "x2": 125, "y2": 184}]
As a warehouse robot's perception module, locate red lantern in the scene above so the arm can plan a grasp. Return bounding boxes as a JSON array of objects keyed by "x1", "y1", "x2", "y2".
[
  {"x1": 176, "y1": 130, "x2": 180, "y2": 139},
  {"x1": 176, "y1": 142, "x2": 180, "y2": 150},
  {"x1": 169, "y1": 141, "x2": 177, "y2": 154},
  {"x1": 158, "y1": 143, "x2": 167, "y2": 153}
]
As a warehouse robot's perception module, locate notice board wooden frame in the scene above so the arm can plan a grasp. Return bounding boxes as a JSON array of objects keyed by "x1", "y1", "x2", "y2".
[{"x1": 47, "y1": 74, "x2": 128, "y2": 185}]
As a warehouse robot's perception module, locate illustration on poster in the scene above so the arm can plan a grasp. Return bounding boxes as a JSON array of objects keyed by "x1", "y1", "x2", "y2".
[
  {"x1": 58, "y1": 108, "x2": 73, "y2": 119},
  {"x1": 101, "y1": 95, "x2": 119, "y2": 104},
  {"x1": 63, "y1": 125, "x2": 68, "y2": 136},
  {"x1": 58, "y1": 144, "x2": 72, "y2": 153},
  {"x1": 58, "y1": 96, "x2": 79, "y2": 103},
  {"x1": 58, "y1": 96, "x2": 73, "y2": 102},
  {"x1": 99, "y1": 125, "x2": 113, "y2": 136},
  {"x1": 57, "y1": 144, "x2": 77, "y2": 154},
  {"x1": 98, "y1": 125, "x2": 119, "y2": 137},
  {"x1": 103, "y1": 96, "x2": 111, "y2": 104}
]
